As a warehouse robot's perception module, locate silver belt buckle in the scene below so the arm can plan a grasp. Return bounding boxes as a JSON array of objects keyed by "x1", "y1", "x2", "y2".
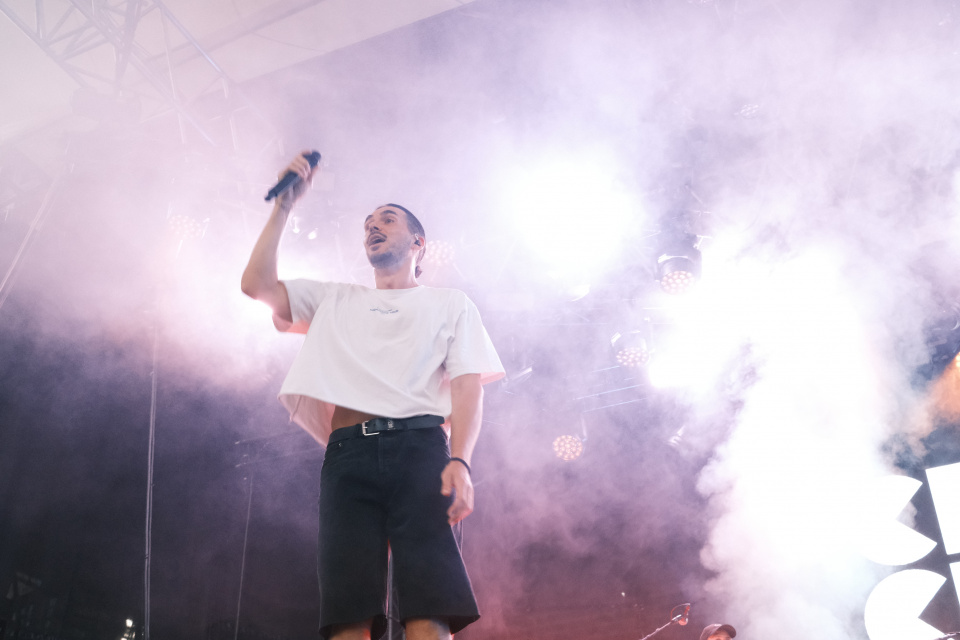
[{"x1": 361, "y1": 419, "x2": 394, "y2": 436}]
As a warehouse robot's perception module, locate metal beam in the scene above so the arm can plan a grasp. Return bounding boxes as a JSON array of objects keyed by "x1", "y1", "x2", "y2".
[{"x1": 0, "y1": 0, "x2": 276, "y2": 148}]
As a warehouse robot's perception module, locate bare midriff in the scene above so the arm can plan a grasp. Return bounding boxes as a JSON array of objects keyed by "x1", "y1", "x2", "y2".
[{"x1": 331, "y1": 405, "x2": 380, "y2": 431}]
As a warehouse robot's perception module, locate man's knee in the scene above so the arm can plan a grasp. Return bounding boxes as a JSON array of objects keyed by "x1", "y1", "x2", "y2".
[
  {"x1": 404, "y1": 618, "x2": 451, "y2": 640},
  {"x1": 329, "y1": 620, "x2": 372, "y2": 640}
]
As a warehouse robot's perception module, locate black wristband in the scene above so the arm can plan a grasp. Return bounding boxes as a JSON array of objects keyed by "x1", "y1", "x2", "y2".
[{"x1": 449, "y1": 457, "x2": 471, "y2": 475}]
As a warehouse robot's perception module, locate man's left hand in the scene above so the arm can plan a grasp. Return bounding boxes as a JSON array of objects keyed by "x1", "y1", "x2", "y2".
[{"x1": 440, "y1": 460, "x2": 474, "y2": 525}]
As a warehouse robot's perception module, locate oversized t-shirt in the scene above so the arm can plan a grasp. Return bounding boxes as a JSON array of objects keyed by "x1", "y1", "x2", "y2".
[{"x1": 274, "y1": 280, "x2": 504, "y2": 446}]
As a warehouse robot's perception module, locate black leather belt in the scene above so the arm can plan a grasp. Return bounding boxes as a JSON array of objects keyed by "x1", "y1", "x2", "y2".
[{"x1": 328, "y1": 414, "x2": 445, "y2": 444}]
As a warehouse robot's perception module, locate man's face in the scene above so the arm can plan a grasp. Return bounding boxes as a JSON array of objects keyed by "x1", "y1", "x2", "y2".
[
  {"x1": 363, "y1": 206, "x2": 419, "y2": 270},
  {"x1": 707, "y1": 633, "x2": 732, "y2": 640}
]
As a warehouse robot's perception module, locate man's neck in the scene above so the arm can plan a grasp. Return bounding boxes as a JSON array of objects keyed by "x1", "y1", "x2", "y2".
[{"x1": 373, "y1": 264, "x2": 418, "y2": 290}]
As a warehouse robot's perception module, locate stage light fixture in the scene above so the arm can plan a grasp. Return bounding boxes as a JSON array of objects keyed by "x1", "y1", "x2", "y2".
[
  {"x1": 422, "y1": 239, "x2": 456, "y2": 268},
  {"x1": 656, "y1": 233, "x2": 701, "y2": 295},
  {"x1": 553, "y1": 434, "x2": 584, "y2": 461},
  {"x1": 167, "y1": 214, "x2": 204, "y2": 240},
  {"x1": 738, "y1": 103, "x2": 762, "y2": 118},
  {"x1": 611, "y1": 329, "x2": 650, "y2": 368}
]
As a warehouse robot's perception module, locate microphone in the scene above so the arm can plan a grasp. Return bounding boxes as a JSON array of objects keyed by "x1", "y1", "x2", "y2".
[
  {"x1": 264, "y1": 150, "x2": 321, "y2": 202},
  {"x1": 678, "y1": 603, "x2": 691, "y2": 626}
]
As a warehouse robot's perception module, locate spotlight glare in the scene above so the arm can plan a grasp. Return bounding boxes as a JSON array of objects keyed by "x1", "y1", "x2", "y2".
[
  {"x1": 567, "y1": 283, "x2": 591, "y2": 301},
  {"x1": 501, "y1": 156, "x2": 637, "y2": 283},
  {"x1": 239, "y1": 295, "x2": 279, "y2": 327},
  {"x1": 553, "y1": 435, "x2": 583, "y2": 461},
  {"x1": 647, "y1": 357, "x2": 683, "y2": 389}
]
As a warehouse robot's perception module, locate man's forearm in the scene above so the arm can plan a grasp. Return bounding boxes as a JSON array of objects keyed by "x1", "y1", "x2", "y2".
[
  {"x1": 242, "y1": 154, "x2": 314, "y2": 319},
  {"x1": 442, "y1": 373, "x2": 483, "y2": 524},
  {"x1": 448, "y1": 374, "x2": 483, "y2": 464},
  {"x1": 241, "y1": 200, "x2": 290, "y2": 299}
]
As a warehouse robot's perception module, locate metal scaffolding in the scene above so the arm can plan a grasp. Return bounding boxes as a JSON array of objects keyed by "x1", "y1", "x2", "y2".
[{"x1": 0, "y1": 0, "x2": 274, "y2": 147}]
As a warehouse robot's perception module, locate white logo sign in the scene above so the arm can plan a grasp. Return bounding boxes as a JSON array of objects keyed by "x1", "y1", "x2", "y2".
[{"x1": 863, "y1": 462, "x2": 960, "y2": 640}]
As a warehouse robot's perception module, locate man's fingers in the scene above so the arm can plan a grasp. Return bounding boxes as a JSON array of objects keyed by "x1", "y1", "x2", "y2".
[
  {"x1": 446, "y1": 483, "x2": 474, "y2": 524},
  {"x1": 297, "y1": 150, "x2": 319, "y2": 180},
  {"x1": 280, "y1": 151, "x2": 318, "y2": 181},
  {"x1": 274, "y1": 153, "x2": 320, "y2": 208},
  {"x1": 280, "y1": 162, "x2": 309, "y2": 181},
  {"x1": 441, "y1": 463, "x2": 474, "y2": 524},
  {"x1": 441, "y1": 474, "x2": 453, "y2": 496},
  {"x1": 447, "y1": 496, "x2": 473, "y2": 525}
]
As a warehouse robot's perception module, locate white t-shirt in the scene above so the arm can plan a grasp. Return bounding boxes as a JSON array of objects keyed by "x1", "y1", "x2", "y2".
[{"x1": 274, "y1": 279, "x2": 505, "y2": 445}]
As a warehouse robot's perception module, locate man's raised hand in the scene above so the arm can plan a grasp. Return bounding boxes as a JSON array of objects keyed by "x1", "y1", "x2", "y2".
[{"x1": 274, "y1": 150, "x2": 319, "y2": 210}]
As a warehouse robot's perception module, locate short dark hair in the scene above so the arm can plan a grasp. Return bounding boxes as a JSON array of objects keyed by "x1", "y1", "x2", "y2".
[
  {"x1": 383, "y1": 203, "x2": 425, "y2": 238},
  {"x1": 382, "y1": 203, "x2": 426, "y2": 278}
]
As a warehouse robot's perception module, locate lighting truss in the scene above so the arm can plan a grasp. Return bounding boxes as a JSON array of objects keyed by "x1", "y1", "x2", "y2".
[{"x1": 0, "y1": 0, "x2": 272, "y2": 147}]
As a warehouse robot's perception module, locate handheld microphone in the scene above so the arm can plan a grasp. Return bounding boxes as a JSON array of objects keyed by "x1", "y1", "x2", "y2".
[
  {"x1": 678, "y1": 603, "x2": 691, "y2": 626},
  {"x1": 264, "y1": 150, "x2": 321, "y2": 202}
]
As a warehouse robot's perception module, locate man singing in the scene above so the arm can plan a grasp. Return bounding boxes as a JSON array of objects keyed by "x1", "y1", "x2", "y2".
[{"x1": 241, "y1": 153, "x2": 504, "y2": 640}]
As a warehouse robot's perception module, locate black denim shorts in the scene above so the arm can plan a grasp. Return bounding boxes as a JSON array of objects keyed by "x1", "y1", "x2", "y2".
[{"x1": 317, "y1": 426, "x2": 479, "y2": 640}]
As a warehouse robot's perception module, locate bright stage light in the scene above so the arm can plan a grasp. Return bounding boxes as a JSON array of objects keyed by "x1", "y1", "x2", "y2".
[
  {"x1": 422, "y1": 239, "x2": 456, "y2": 268},
  {"x1": 553, "y1": 435, "x2": 584, "y2": 461},
  {"x1": 645, "y1": 330, "x2": 712, "y2": 390},
  {"x1": 499, "y1": 156, "x2": 635, "y2": 283},
  {"x1": 616, "y1": 345, "x2": 648, "y2": 367},
  {"x1": 659, "y1": 268, "x2": 695, "y2": 294},
  {"x1": 656, "y1": 233, "x2": 701, "y2": 295},
  {"x1": 167, "y1": 214, "x2": 205, "y2": 240},
  {"x1": 566, "y1": 282, "x2": 591, "y2": 301},
  {"x1": 237, "y1": 293, "x2": 280, "y2": 328},
  {"x1": 611, "y1": 330, "x2": 649, "y2": 368}
]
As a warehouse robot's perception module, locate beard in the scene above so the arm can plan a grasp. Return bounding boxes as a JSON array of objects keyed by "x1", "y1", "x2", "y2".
[{"x1": 366, "y1": 243, "x2": 405, "y2": 270}]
